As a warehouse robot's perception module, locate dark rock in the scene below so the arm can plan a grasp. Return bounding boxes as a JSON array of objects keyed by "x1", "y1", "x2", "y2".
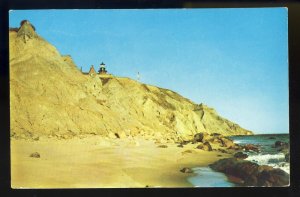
[
  {"x1": 227, "y1": 175, "x2": 245, "y2": 185},
  {"x1": 177, "y1": 144, "x2": 184, "y2": 148},
  {"x1": 221, "y1": 137, "x2": 234, "y2": 147},
  {"x1": 180, "y1": 167, "x2": 193, "y2": 173},
  {"x1": 33, "y1": 136, "x2": 39, "y2": 141},
  {"x1": 30, "y1": 152, "x2": 40, "y2": 158},
  {"x1": 181, "y1": 141, "x2": 189, "y2": 145},
  {"x1": 217, "y1": 154, "x2": 223, "y2": 157},
  {"x1": 209, "y1": 158, "x2": 289, "y2": 186},
  {"x1": 275, "y1": 141, "x2": 287, "y2": 148},
  {"x1": 257, "y1": 168, "x2": 289, "y2": 186},
  {"x1": 203, "y1": 141, "x2": 213, "y2": 151},
  {"x1": 234, "y1": 152, "x2": 248, "y2": 159},
  {"x1": 193, "y1": 133, "x2": 204, "y2": 143},
  {"x1": 182, "y1": 150, "x2": 197, "y2": 155},
  {"x1": 274, "y1": 141, "x2": 289, "y2": 152},
  {"x1": 157, "y1": 145, "x2": 168, "y2": 148},
  {"x1": 243, "y1": 144, "x2": 259, "y2": 153}
]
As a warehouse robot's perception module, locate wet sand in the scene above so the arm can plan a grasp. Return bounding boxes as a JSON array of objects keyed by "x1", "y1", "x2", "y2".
[{"x1": 11, "y1": 136, "x2": 231, "y2": 188}]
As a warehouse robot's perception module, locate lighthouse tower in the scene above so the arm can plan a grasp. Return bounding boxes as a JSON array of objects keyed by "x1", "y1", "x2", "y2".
[{"x1": 98, "y1": 62, "x2": 107, "y2": 74}]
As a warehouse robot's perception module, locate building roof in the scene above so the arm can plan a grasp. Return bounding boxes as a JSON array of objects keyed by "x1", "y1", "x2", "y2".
[{"x1": 88, "y1": 65, "x2": 96, "y2": 74}]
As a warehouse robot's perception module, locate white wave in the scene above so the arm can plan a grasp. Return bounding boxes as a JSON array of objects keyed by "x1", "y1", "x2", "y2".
[
  {"x1": 232, "y1": 139, "x2": 244, "y2": 144},
  {"x1": 245, "y1": 153, "x2": 290, "y2": 174}
]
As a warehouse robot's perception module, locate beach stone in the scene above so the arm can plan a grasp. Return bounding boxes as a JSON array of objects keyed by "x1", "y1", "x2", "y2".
[
  {"x1": 180, "y1": 167, "x2": 193, "y2": 173},
  {"x1": 177, "y1": 144, "x2": 184, "y2": 148},
  {"x1": 180, "y1": 140, "x2": 190, "y2": 145},
  {"x1": 193, "y1": 132, "x2": 204, "y2": 143},
  {"x1": 32, "y1": 135, "x2": 39, "y2": 141},
  {"x1": 181, "y1": 150, "x2": 197, "y2": 155},
  {"x1": 234, "y1": 152, "x2": 248, "y2": 159},
  {"x1": 113, "y1": 132, "x2": 126, "y2": 139},
  {"x1": 157, "y1": 145, "x2": 168, "y2": 148},
  {"x1": 30, "y1": 152, "x2": 40, "y2": 158}
]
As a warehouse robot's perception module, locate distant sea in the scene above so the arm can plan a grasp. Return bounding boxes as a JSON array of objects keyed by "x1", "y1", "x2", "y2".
[{"x1": 188, "y1": 133, "x2": 290, "y2": 187}]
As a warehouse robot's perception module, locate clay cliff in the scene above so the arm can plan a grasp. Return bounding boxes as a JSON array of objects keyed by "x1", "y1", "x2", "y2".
[{"x1": 9, "y1": 21, "x2": 253, "y2": 142}]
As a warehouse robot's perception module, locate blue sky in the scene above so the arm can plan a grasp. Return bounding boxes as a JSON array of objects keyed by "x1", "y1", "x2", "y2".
[{"x1": 9, "y1": 8, "x2": 288, "y2": 134}]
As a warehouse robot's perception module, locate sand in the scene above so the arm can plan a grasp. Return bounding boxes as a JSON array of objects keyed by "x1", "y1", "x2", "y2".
[{"x1": 11, "y1": 136, "x2": 231, "y2": 188}]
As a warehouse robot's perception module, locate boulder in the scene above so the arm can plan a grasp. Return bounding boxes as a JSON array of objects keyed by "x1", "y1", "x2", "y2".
[
  {"x1": 234, "y1": 152, "x2": 248, "y2": 159},
  {"x1": 157, "y1": 145, "x2": 168, "y2": 148},
  {"x1": 112, "y1": 131, "x2": 127, "y2": 139},
  {"x1": 209, "y1": 158, "x2": 289, "y2": 186},
  {"x1": 275, "y1": 141, "x2": 287, "y2": 148},
  {"x1": 220, "y1": 137, "x2": 235, "y2": 148},
  {"x1": 274, "y1": 141, "x2": 289, "y2": 152},
  {"x1": 243, "y1": 144, "x2": 260, "y2": 153},
  {"x1": 257, "y1": 168, "x2": 289, "y2": 186},
  {"x1": 193, "y1": 133, "x2": 204, "y2": 143},
  {"x1": 180, "y1": 167, "x2": 193, "y2": 173},
  {"x1": 181, "y1": 150, "x2": 197, "y2": 155},
  {"x1": 30, "y1": 152, "x2": 40, "y2": 158}
]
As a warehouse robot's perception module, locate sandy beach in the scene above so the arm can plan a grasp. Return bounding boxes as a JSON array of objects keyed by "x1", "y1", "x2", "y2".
[{"x1": 11, "y1": 136, "x2": 231, "y2": 188}]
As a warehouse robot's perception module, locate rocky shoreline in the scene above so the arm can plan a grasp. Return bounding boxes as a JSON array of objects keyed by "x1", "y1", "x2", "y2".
[
  {"x1": 209, "y1": 139, "x2": 289, "y2": 187},
  {"x1": 209, "y1": 157, "x2": 289, "y2": 186},
  {"x1": 179, "y1": 133, "x2": 289, "y2": 187}
]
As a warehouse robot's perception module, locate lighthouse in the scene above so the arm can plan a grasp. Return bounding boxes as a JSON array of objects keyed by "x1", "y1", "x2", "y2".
[{"x1": 98, "y1": 62, "x2": 107, "y2": 74}]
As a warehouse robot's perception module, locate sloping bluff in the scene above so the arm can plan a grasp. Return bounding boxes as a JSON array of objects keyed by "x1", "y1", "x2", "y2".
[{"x1": 10, "y1": 21, "x2": 253, "y2": 142}]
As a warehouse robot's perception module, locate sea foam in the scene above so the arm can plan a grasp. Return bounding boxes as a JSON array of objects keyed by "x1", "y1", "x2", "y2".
[{"x1": 245, "y1": 153, "x2": 290, "y2": 174}]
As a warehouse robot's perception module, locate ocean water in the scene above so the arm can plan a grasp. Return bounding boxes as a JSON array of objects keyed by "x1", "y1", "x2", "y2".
[
  {"x1": 187, "y1": 167, "x2": 235, "y2": 187},
  {"x1": 187, "y1": 134, "x2": 289, "y2": 187},
  {"x1": 229, "y1": 134, "x2": 290, "y2": 174}
]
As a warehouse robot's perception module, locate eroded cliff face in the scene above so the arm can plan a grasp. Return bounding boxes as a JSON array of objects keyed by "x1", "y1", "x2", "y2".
[{"x1": 9, "y1": 22, "x2": 253, "y2": 141}]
